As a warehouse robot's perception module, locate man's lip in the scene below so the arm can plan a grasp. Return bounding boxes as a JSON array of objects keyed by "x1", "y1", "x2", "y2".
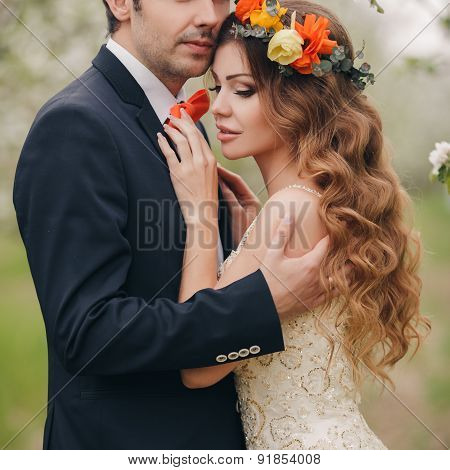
[{"x1": 183, "y1": 40, "x2": 215, "y2": 48}]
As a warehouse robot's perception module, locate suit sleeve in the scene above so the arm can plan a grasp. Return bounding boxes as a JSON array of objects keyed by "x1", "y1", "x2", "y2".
[{"x1": 13, "y1": 102, "x2": 285, "y2": 376}]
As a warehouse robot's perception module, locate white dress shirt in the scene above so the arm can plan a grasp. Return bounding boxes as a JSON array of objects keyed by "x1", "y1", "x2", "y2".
[{"x1": 106, "y1": 38, "x2": 224, "y2": 268}]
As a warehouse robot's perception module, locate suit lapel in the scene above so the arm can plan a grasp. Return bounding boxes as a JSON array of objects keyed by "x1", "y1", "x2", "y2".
[
  {"x1": 136, "y1": 104, "x2": 165, "y2": 161},
  {"x1": 92, "y1": 45, "x2": 166, "y2": 165},
  {"x1": 92, "y1": 45, "x2": 234, "y2": 258}
]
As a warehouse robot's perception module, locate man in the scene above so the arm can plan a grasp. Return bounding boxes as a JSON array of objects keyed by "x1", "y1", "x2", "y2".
[{"x1": 13, "y1": 0, "x2": 339, "y2": 449}]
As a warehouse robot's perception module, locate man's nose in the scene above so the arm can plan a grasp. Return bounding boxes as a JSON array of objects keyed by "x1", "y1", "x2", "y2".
[{"x1": 195, "y1": 0, "x2": 220, "y2": 29}]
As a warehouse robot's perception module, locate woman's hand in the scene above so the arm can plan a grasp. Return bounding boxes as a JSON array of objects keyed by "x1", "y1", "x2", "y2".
[
  {"x1": 217, "y1": 164, "x2": 262, "y2": 248},
  {"x1": 158, "y1": 110, "x2": 219, "y2": 304},
  {"x1": 157, "y1": 109, "x2": 218, "y2": 226}
]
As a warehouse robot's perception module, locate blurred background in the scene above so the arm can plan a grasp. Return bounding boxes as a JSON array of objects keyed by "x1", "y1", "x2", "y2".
[{"x1": 0, "y1": 0, "x2": 449, "y2": 450}]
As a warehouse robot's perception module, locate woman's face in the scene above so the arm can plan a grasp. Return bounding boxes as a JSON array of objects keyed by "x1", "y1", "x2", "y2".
[{"x1": 209, "y1": 42, "x2": 281, "y2": 160}]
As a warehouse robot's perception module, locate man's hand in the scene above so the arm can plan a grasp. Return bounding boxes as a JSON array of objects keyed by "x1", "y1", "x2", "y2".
[
  {"x1": 259, "y1": 216, "x2": 352, "y2": 320},
  {"x1": 217, "y1": 164, "x2": 261, "y2": 248}
]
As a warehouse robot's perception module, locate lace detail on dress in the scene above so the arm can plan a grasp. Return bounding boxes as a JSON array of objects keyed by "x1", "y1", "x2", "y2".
[
  {"x1": 233, "y1": 312, "x2": 386, "y2": 449},
  {"x1": 217, "y1": 183, "x2": 386, "y2": 450}
]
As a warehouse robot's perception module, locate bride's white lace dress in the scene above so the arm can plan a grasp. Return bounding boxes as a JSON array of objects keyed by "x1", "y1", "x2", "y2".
[{"x1": 217, "y1": 184, "x2": 387, "y2": 450}]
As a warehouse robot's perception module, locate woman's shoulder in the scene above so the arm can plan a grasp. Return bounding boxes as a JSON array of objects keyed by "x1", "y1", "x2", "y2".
[
  {"x1": 216, "y1": 183, "x2": 327, "y2": 285},
  {"x1": 254, "y1": 184, "x2": 327, "y2": 258}
]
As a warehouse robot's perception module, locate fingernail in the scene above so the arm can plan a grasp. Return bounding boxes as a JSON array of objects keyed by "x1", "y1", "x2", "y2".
[{"x1": 282, "y1": 215, "x2": 292, "y2": 224}]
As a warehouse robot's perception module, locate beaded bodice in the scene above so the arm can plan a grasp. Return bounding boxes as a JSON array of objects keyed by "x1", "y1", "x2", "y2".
[{"x1": 217, "y1": 184, "x2": 386, "y2": 450}]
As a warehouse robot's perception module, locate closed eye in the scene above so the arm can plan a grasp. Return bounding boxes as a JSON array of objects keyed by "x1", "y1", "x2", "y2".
[
  {"x1": 208, "y1": 85, "x2": 255, "y2": 98},
  {"x1": 208, "y1": 85, "x2": 221, "y2": 93}
]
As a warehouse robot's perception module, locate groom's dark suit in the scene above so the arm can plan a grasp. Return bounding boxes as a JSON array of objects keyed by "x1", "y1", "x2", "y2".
[{"x1": 13, "y1": 45, "x2": 285, "y2": 450}]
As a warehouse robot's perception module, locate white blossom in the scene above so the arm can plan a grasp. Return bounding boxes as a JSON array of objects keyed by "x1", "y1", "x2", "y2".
[{"x1": 428, "y1": 141, "x2": 450, "y2": 175}]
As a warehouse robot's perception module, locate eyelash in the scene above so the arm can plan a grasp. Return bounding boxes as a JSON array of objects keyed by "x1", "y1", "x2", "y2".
[{"x1": 208, "y1": 86, "x2": 255, "y2": 98}]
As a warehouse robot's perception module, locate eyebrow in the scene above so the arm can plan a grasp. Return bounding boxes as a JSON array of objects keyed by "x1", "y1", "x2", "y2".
[{"x1": 210, "y1": 70, "x2": 253, "y2": 81}]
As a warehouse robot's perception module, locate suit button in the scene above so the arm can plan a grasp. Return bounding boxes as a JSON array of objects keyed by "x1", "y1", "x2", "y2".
[
  {"x1": 228, "y1": 352, "x2": 239, "y2": 360},
  {"x1": 216, "y1": 354, "x2": 227, "y2": 363},
  {"x1": 238, "y1": 348, "x2": 250, "y2": 357},
  {"x1": 249, "y1": 345, "x2": 261, "y2": 354}
]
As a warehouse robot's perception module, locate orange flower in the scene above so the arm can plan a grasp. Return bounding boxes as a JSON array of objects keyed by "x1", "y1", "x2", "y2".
[
  {"x1": 291, "y1": 14, "x2": 338, "y2": 74},
  {"x1": 235, "y1": 0, "x2": 263, "y2": 23}
]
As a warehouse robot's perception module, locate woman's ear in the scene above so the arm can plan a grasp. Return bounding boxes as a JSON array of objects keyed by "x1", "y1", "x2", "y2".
[{"x1": 104, "y1": 0, "x2": 132, "y2": 24}]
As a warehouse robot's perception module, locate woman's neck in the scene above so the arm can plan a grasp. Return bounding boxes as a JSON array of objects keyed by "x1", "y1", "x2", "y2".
[{"x1": 254, "y1": 148, "x2": 319, "y2": 198}]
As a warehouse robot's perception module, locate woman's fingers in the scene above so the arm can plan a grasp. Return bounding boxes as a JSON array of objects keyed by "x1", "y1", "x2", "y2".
[
  {"x1": 157, "y1": 132, "x2": 180, "y2": 173},
  {"x1": 217, "y1": 165, "x2": 242, "y2": 187},
  {"x1": 219, "y1": 177, "x2": 240, "y2": 211},
  {"x1": 163, "y1": 124, "x2": 193, "y2": 162},
  {"x1": 197, "y1": 128, "x2": 217, "y2": 167},
  {"x1": 174, "y1": 109, "x2": 217, "y2": 166},
  {"x1": 217, "y1": 165, "x2": 255, "y2": 201},
  {"x1": 168, "y1": 111, "x2": 204, "y2": 166}
]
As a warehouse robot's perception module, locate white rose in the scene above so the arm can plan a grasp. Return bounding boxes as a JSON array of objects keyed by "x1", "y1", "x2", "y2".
[
  {"x1": 428, "y1": 140, "x2": 449, "y2": 174},
  {"x1": 267, "y1": 29, "x2": 304, "y2": 66}
]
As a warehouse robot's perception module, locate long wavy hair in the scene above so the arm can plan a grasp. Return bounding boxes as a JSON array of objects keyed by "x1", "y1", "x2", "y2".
[{"x1": 215, "y1": 1, "x2": 430, "y2": 386}]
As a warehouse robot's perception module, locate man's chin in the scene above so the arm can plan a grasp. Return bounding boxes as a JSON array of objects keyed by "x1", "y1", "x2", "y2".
[{"x1": 179, "y1": 59, "x2": 211, "y2": 78}]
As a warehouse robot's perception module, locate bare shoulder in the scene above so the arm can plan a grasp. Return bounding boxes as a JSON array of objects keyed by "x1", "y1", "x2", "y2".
[
  {"x1": 260, "y1": 186, "x2": 327, "y2": 257},
  {"x1": 216, "y1": 185, "x2": 327, "y2": 288}
]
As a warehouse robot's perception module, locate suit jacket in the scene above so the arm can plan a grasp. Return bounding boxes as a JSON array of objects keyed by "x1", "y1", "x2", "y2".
[{"x1": 12, "y1": 45, "x2": 285, "y2": 450}]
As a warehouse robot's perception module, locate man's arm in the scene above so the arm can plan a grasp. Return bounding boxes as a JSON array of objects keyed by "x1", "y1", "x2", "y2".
[
  {"x1": 180, "y1": 188, "x2": 326, "y2": 388},
  {"x1": 13, "y1": 102, "x2": 285, "y2": 376}
]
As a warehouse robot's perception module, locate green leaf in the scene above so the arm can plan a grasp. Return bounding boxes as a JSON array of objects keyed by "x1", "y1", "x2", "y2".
[
  {"x1": 266, "y1": 0, "x2": 278, "y2": 17},
  {"x1": 369, "y1": 0, "x2": 384, "y2": 14},
  {"x1": 312, "y1": 63, "x2": 324, "y2": 77},
  {"x1": 356, "y1": 80, "x2": 366, "y2": 90},
  {"x1": 320, "y1": 60, "x2": 333, "y2": 73},
  {"x1": 437, "y1": 165, "x2": 448, "y2": 184},
  {"x1": 341, "y1": 58, "x2": 353, "y2": 72},
  {"x1": 254, "y1": 26, "x2": 266, "y2": 38},
  {"x1": 278, "y1": 64, "x2": 293, "y2": 77},
  {"x1": 359, "y1": 62, "x2": 371, "y2": 73}
]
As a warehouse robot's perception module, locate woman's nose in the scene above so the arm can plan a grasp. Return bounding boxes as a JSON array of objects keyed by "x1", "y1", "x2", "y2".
[{"x1": 211, "y1": 91, "x2": 231, "y2": 118}]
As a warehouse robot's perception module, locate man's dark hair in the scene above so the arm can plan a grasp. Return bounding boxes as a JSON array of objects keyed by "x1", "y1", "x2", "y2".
[{"x1": 102, "y1": 0, "x2": 142, "y2": 34}]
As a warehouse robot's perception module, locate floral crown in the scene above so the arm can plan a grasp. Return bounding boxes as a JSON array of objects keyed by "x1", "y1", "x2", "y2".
[{"x1": 232, "y1": 0, "x2": 375, "y2": 90}]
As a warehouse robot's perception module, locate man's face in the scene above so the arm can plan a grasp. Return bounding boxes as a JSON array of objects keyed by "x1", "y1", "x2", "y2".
[{"x1": 130, "y1": 0, "x2": 230, "y2": 83}]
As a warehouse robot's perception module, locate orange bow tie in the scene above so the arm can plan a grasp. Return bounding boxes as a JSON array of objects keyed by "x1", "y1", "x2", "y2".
[{"x1": 167, "y1": 89, "x2": 210, "y2": 127}]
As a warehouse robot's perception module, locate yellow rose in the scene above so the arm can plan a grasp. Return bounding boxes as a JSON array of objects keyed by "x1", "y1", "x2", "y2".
[
  {"x1": 267, "y1": 29, "x2": 304, "y2": 65},
  {"x1": 250, "y1": 1, "x2": 287, "y2": 32}
]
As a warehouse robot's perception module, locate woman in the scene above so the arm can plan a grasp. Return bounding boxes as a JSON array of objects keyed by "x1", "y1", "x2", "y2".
[{"x1": 157, "y1": 0, "x2": 430, "y2": 450}]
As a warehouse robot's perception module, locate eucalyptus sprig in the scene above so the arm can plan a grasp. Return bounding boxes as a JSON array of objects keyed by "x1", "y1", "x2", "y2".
[
  {"x1": 266, "y1": 0, "x2": 279, "y2": 17},
  {"x1": 232, "y1": 23, "x2": 277, "y2": 42},
  {"x1": 311, "y1": 42, "x2": 375, "y2": 90}
]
